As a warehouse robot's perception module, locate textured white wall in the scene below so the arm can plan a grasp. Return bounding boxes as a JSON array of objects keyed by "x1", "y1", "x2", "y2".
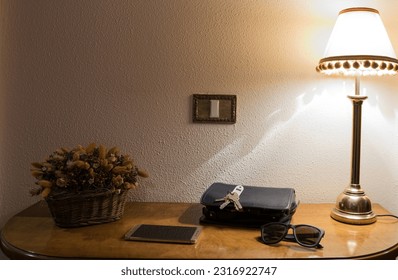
[{"x1": 1, "y1": 0, "x2": 398, "y2": 238}]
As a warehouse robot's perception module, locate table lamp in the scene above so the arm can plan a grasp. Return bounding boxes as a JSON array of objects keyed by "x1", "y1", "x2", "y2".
[{"x1": 316, "y1": 7, "x2": 398, "y2": 224}]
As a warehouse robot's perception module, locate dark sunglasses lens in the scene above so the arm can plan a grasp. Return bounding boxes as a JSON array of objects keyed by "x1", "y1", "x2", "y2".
[
  {"x1": 262, "y1": 224, "x2": 287, "y2": 244},
  {"x1": 295, "y1": 225, "x2": 321, "y2": 246}
]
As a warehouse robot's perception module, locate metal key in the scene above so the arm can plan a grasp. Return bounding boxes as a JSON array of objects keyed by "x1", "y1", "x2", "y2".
[
  {"x1": 229, "y1": 185, "x2": 244, "y2": 211},
  {"x1": 228, "y1": 192, "x2": 243, "y2": 211},
  {"x1": 214, "y1": 192, "x2": 233, "y2": 209},
  {"x1": 218, "y1": 192, "x2": 242, "y2": 211},
  {"x1": 214, "y1": 185, "x2": 244, "y2": 211},
  {"x1": 219, "y1": 197, "x2": 232, "y2": 210}
]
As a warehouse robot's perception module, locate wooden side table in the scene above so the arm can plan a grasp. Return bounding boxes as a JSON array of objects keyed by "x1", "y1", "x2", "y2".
[{"x1": 1, "y1": 202, "x2": 398, "y2": 259}]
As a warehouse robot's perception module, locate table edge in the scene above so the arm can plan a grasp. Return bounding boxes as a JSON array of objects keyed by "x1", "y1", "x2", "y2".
[{"x1": 1, "y1": 202, "x2": 397, "y2": 260}]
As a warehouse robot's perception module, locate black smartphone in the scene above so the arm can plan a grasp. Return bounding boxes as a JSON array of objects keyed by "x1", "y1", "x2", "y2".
[{"x1": 124, "y1": 224, "x2": 202, "y2": 244}]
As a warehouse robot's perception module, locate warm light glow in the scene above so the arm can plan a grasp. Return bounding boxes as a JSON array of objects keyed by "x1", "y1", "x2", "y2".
[{"x1": 316, "y1": 7, "x2": 398, "y2": 76}]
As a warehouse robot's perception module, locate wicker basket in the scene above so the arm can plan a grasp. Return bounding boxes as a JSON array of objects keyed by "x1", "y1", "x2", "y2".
[{"x1": 45, "y1": 189, "x2": 129, "y2": 227}]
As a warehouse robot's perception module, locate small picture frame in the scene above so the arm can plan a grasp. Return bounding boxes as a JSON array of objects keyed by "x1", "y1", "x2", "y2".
[{"x1": 192, "y1": 94, "x2": 237, "y2": 124}]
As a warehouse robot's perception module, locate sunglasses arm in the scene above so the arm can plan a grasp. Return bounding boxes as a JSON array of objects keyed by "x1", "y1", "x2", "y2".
[{"x1": 284, "y1": 234, "x2": 324, "y2": 249}]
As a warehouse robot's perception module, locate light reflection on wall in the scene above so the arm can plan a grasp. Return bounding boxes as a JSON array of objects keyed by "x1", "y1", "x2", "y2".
[{"x1": 187, "y1": 80, "x2": 353, "y2": 194}]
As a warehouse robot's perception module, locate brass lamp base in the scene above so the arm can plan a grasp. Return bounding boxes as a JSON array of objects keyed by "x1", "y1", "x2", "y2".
[
  {"x1": 330, "y1": 184, "x2": 376, "y2": 225},
  {"x1": 331, "y1": 78, "x2": 377, "y2": 225}
]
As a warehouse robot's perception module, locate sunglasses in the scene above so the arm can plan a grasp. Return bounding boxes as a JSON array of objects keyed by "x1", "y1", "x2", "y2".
[{"x1": 260, "y1": 222, "x2": 325, "y2": 249}]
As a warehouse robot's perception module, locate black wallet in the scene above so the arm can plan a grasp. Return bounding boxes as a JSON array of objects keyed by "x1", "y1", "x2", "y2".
[{"x1": 200, "y1": 182, "x2": 298, "y2": 227}]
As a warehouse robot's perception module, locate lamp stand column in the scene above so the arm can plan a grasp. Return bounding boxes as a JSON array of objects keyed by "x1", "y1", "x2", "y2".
[{"x1": 330, "y1": 77, "x2": 377, "y2": 225}]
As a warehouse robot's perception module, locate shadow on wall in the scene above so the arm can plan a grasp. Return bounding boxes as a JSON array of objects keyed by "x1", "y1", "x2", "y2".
[{"x1": 185, "y1": 80, "x2": 347, "y2": 185}]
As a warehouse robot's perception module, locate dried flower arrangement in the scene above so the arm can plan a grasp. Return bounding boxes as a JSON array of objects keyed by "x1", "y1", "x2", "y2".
[{"x1": 30, "y1": 143, "x2": 148, "y2": 198}]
